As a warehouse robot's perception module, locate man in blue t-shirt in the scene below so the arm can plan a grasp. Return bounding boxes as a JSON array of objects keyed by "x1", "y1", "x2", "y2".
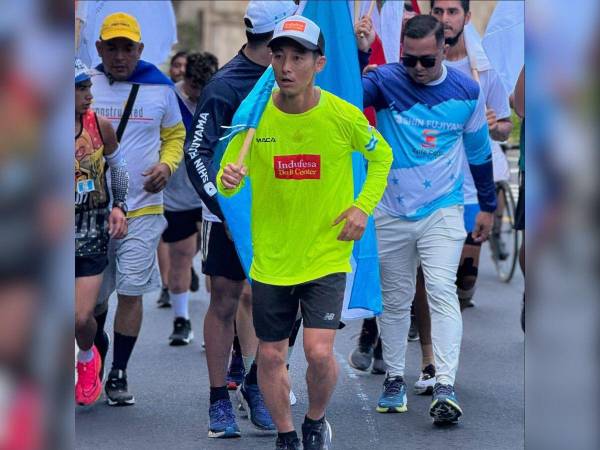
[
  {"x1": 184, "y1": 0, "x2": 298, "y2": 439},
  {"x1": 355, "y1": 14, "x2": 496, "y2": 424}
]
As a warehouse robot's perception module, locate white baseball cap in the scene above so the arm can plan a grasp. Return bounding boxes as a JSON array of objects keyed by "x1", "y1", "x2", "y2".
[
  {"x1": 268, "y1": 15, "x2": 325, "y2": 55},
  {"x1": 244, "y1": 1, "x2": 298, "y2": 34},
  {"x1": 75, "y1": 58, "x2": 92, "y2": 84}
]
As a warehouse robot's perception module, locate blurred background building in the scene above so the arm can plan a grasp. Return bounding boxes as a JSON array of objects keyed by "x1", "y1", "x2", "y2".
[{"x1": 172, "y1": 1, "x2": 497, "y2": 66}]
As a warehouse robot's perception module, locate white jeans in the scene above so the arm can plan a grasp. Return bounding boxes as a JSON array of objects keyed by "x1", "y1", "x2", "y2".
[{"x1": 375, "y1": 206, "x2": 466, "y2": 386}]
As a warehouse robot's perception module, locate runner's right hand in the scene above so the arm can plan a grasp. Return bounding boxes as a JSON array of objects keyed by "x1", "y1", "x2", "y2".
[
  {"x1": 355, "y1": 16, "x2": 376, "y2": 52},
  {"x1": 221, "y1": 163, "x2": 247, "y2": 189}
]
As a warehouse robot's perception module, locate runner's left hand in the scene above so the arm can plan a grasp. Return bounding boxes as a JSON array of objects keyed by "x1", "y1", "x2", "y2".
[
  {"x1": 334, "y1": 206, "x2": 368, "y2": 241},
  {"x1": 143, "y1": 163, "x2": 171, "y2": 193},
  {"x1": 108, "y1": 207, "x2": 128, "y2": 239},
  {"x1": 471, "y1": 211, "x2": 493, "y2": 243},
  {"x1": 486, "y1": 108, "x2": 498, "y2": 134}
]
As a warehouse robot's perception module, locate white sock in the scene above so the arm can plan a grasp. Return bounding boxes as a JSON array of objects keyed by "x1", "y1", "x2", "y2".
[
  {"x1": 171, "y1": 291, "x2": 190, "y2": 319},
  {"x1": 243, "y1": 355, "x2": 254, "y2": 369},
  {"x1": 77, "y1": 348, "x2": 94, "y2": 363}
]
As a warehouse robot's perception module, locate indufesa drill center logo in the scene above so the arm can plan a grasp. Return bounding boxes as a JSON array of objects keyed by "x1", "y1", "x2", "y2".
[{"x1": 274, "y1": 154, "x2": 320, "y2": 180}]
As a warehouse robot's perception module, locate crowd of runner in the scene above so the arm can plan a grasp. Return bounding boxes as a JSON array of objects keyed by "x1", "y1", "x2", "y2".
[{"x1": 74, "y1": 1, "x2": 524, "y2": 449}]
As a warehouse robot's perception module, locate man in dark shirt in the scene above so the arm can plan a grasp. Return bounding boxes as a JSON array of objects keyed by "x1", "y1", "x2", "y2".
[{"x1": 184, "y1": 0, "x2": 298, "y2": 439}]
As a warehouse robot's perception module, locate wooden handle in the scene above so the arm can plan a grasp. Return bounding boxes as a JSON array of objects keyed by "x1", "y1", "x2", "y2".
[
  {"x1": 359, "y1": 0, "x2": 377, "y2": 39},
  {"x1": 367, "y1": 0, "x2": 377, "y2": 17},
  {"x1": 235, "y1": 128, "x2": 256, "y2": 167}
]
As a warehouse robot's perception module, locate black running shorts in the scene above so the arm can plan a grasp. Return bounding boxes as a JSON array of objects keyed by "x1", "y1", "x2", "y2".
[
  {"x1": 75, "y1": 254, "x2": 108, "y2": 278},
  {"x1": 162, "y1": 208, "x2": 203, "y2": 243},
  {"x1": 201, "y1": 221, "x2": 246, "y2": 281},
  {"x1": 252, "y1": 273, "x2": 347, "y2": 342}
]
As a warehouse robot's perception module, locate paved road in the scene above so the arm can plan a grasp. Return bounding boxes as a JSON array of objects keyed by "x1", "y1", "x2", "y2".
[{"x1": 76, "y1": 244, "x2": 524, "y2": 450}]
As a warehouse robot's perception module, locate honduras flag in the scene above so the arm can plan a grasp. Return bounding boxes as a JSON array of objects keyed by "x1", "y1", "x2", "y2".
[{"x1": 216, "y1": 1, "x2": 382, "y2": 319}]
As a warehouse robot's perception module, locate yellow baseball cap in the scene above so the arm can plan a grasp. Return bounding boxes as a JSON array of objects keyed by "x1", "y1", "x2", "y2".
[{"x1": 100, "y1": 12, "x2": 141, "y2": 42}]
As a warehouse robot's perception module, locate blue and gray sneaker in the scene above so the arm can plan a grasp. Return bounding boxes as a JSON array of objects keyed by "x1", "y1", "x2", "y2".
[
  {"x1": 208, "y1": 399, "x2": 241, "y2": 438},
  {"x1": 237, "y1": 382, "x2": 276, "y2": 431},
  {"x1": 429, "y1": 383, "x2": 463, "y2": 424},
  {"x1": 376, "y1": 375, "x2": 408, "y2": 413}
]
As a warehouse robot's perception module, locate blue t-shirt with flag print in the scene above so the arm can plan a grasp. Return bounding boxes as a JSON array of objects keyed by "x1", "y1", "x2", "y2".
[{"x1": 361, "y1": 59, "x2": 496, "y2": 221}]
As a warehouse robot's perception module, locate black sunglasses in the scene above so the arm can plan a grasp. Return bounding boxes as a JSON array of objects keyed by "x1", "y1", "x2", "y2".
[{"x1": 401, "y1": 54, "x2": 437, "y2": 68}]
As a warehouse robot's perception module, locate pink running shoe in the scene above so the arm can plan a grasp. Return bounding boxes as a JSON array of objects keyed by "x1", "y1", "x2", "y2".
[{"x1": 75, "y1": 346, "x2": 102, "y2": 406}]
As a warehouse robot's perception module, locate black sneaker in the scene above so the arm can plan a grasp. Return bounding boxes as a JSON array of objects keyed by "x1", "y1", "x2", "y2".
[
  {"x1": 348, "y1": 319, "x2": 378, "y2": 371},
  {"x1": 275, "y1": 436, "x2": 301, "y2": 450},
  {"x1": 156, "y1": 287, "x2": 170, "y2": 308},
  {"x1": 105, "y1": 369, "x2": 135, "y2": 406},
  {"x1": 96, "y1": 330, "x2": 110, "y2": 382},
  {"x1": 302, "y1": 418, "x2": 332, "y2": 450},
  {"x1": 371, "y1": 338, "x2": 386, "y2": 375},
  {"x1": 169, "y1": 317, "x2": 193, "y2": 346},
  {"x1": 190, "y1": 267, "x2": 200, "y2": 292}
]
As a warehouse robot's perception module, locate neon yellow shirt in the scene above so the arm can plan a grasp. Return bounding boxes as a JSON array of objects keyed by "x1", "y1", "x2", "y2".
[{"x1": 218, "y1": 89, "x2": 392, "y2": 286}]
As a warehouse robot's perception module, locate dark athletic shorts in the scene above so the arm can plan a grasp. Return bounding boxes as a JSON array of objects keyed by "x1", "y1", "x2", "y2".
[
  {"x1": 162, "y1": 208, "x2": 203, "y2": 243},
  {"x1": 75, "y1": 254, "x2": 108, "y2": 278},
  {"x1": 514, "y1": 172, "x2": 525, "y2": 231},
  {"x1": 201, "y1": 221, "x2": 246, "y2": 281},
  {"x1": 252, "y1": 273, "x2": 347, "y2": 342}
]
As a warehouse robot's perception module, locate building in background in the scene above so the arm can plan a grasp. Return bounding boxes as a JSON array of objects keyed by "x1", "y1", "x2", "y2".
[
  {"x1": 172, "y1": 1, "x2": 496, "y2": 69},
  {"x1": 173, "y1": 1, "x2": 247, "y2": 66}
]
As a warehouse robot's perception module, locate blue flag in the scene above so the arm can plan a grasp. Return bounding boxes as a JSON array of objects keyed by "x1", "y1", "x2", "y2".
[{"x1": 216, "y1": 2, "x2": 382, "y2": 319}]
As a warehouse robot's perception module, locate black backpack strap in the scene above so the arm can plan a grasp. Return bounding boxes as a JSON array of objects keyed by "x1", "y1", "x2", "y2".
[{"x1": 116, "y1": 84, "x2": 140, "y2": 143}]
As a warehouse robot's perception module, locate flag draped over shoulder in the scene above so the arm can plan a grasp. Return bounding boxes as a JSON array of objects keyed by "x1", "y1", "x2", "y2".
[
  {"x1": 482, "y1": 1, "x2": 525, "y2": 94},
  {"x1": 76, "y1": 0, "x2": 177, "y2": 69},
  {"x1": 95, "y1": 60, "x2": 193, "y2": 130},
  {"x1": 216, "y1": 1, "x2": 383, "y2": 319}
]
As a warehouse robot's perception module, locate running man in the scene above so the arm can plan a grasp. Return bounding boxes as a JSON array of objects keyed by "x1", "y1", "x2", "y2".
[
  {"x1": 75, "y1": 58, "x2": 128, "y2": 406},
  {"x1": 162, "y1": 52, "x2": 218, "y2": 345},
  {"x1": 355, "y1": 14, "x2": 496, "y2": 423},
  {"x1": 219, "y1": 16, "x2": 392, "y2": 450},
  {"x1": 184, "y1": 0, "x2": 298, "y2": 438},
  {"x1": 90, "y1": 12, "x2": 185, "y2": 406}
]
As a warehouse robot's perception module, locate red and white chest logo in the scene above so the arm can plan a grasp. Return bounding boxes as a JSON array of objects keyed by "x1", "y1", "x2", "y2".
[{"x1": 273, "y1": 154, "x2": 321, "y2": 180}]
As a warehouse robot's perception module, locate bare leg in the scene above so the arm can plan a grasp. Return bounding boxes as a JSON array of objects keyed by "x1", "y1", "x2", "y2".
[
  {"x1": 257, "y1": 339, "x2": 293, "y2": 432},
  {"x1": 414, "y1": 268, "x2": 434, "y2": 368},
  {"x1": 304, "y1": 329, "x2": 338, "y2": 420},
  {"x1": 75, "y1": 274, "x2": 103, "y2": 351},
  {"x1": 203, "y1": 276, "x2": 244, "y2": 386},
  {"x1": 236, "y1": 281, "x2": 258, "y2": 359},
  {"x1": 157, "y1": 239, "x2": 170, "y2": 289}
]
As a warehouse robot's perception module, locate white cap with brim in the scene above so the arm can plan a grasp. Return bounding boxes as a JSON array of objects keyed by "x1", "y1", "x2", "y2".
[
  {"x1": 244, "y1": 0, "x2": 297, "y2": 34},
  {"x1": 75, "y1": 58, "x2": 92, "y2": 84},
  {"x1": 268, "y1": 15, "x2": 324, "y2": 55}
]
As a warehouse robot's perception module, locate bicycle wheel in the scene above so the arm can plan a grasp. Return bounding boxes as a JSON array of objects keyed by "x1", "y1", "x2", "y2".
[{"x1": 489, "y1": 181, "x2": 519, "y2": 282}]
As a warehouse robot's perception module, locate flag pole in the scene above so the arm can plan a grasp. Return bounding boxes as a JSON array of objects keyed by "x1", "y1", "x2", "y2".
[
  {"x1": 235, "y1": 128, "x2": 256, "y2": 166},
  {"x1": 358, "y1": 0, "x2": 377, "y2": 38}
]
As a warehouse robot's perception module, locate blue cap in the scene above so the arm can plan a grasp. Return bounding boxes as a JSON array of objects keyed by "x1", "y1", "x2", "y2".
[{"x1": 75, "y1": 58, "x2": 91, "y2": 84}]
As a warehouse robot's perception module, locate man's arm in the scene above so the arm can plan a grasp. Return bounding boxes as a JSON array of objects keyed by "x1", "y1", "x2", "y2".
[
  {"x1": 464, "y1": 88, "x2": 496, "y2": 213},
  {"x1": 334, "y1": 113, "x2": 392, "y2": 242},
  {"x1": 354, "y1": 16, "x2": 382, "y2": 109},
  {"x1": 351, "y1": 117, "x2": 393, "y2": 216},
  {"x1": 484, "y1": 69, "x2": 513, "y2": 141},
  {"x1": 98, "y1": 116, "x2": 128, "y2": 238},
  {"x1": 514, "y1": 66, "x2": 525, "y2": 119},
  {"x1": 184, "y1": 80, "x2": 236, "y2": 220}
]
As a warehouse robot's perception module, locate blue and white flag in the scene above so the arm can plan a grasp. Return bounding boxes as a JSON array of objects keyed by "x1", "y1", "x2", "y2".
[{"x1": 216, "y1": 1, "x2": 383, "y2": 319}]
